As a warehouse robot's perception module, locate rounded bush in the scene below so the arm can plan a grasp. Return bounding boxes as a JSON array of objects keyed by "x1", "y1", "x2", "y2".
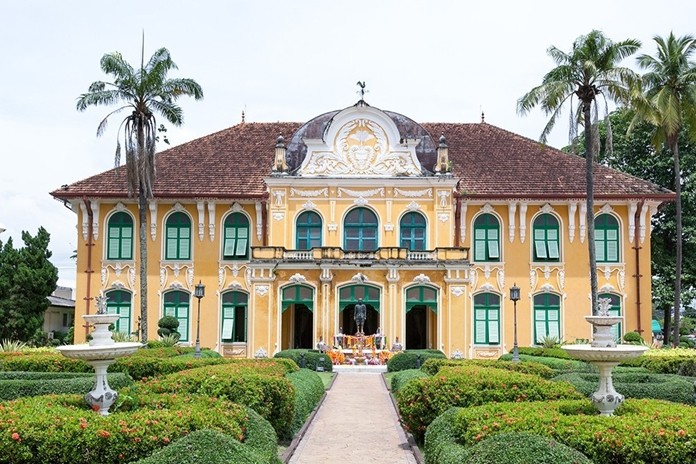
[
  {"x1": 420, "y1": 358, "x2": 555, "y2": 379},
  {"x1": 274, "y1": 349, "x2": 332, "y2": 372},
  {"x1": 286, "y1": 369, "x2": 325, "y2": 438},
  {"x1": 460, "y1": 432, "x2": 592, "y2": 464},
  {"x1": 390, "y1": 369, "x2": 430, "y2": 393},
  {"x1": 0, "y1": 372, "x2": 133, "y2": 400},
  {"x1": 386, "y1": 350, "x2": 446, "y2": 372},
  {"x1": 623, "y1": 331, "x2": 644, "y2": 344}
]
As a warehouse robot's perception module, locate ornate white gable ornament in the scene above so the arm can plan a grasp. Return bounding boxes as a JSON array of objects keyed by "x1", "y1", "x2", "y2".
[
  {"x1": 413, "y1": 274, "x2": 431, "y2": 284},
  {"x1": 297, "y1": 106, "x2": 423, "y2": 177}
]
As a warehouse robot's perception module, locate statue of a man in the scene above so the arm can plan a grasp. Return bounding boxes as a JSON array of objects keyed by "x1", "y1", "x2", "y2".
[{"x1": 354, "y1": 298, "x2": 367, "y2": 335}]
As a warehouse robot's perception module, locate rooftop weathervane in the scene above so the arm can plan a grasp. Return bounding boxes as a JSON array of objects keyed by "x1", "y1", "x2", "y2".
[{"x1": 356, "y1": 81, "x2": 367, "y2": 100}]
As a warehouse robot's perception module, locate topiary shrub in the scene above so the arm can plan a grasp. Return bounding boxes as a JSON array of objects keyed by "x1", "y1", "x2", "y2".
[
  {"x1": 425, "y1": 411, "x2": 593, "y2": 464},
  {"x1": 619, "y1": 349, "x2": 696, "y2": 376},
  {"x1": 420, "y1": 358, "x2": 555, "y2": 379},
  {"x1": 156, "y1": 316, "x2": 180, "y2": 340},
  {"x1": 623, "y1": 331, "x2": 644, "y2": 344},
  {"x1": 553, "y1": 372, "x2": 696, "y2": 404},
  {"x1": 0, "y1": 351, "x2": 93, "y2": 373},
  {"x1": 396, "y1": 365, "x2": 583, "y2": 442},
  {"x1": 499, "y1": 353, "x2": 590, "y2": 373},
  {"x1": 139, "y1": 361, "x2": 296, "y2": 439},
  {"x1": 286, "y1": 369, "x2": 325, "y2": 438},
  {"x1": 0, "y1": 392, "x2": 262, "y2": 464},
  {"x1": 386, "y1": 349, "x2": 446, "y2": 372},
  {"x1": 425, "y1": 399, "x2": 696, "y2": 464},
  {"x1": 0, "y1": 372, "x2": 133, "y2": 400},
  {"x1": 390, "y1": 369, "x2": 430, "y2": 393},
  {"x1": 274, "y1": 349, "x2": 331, "y2": 372},
  {"x1": 514, "y1": 346, "x2": 573, "y2": 359}
]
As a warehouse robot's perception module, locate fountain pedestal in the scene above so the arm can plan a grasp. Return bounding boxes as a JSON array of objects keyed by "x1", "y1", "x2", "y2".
[{"x1": 57, "y1": 298, "x2": 141, "y2": 416}]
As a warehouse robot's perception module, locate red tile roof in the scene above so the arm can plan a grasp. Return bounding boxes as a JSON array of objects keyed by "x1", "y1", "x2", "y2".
[{"x1": 51, "y1": 121, "x2": 672, "y2": 201}]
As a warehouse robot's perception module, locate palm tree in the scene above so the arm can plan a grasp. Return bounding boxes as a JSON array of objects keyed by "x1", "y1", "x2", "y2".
[
  {"x1": 629, "y1": 33, "x2": 696, "y2": 346},
  {"x1": 518, "y1": 30, "x2": 640, "y2": 317},
  {"x1": 77, "y1": 44, "x2": 203, "y2": 342}
]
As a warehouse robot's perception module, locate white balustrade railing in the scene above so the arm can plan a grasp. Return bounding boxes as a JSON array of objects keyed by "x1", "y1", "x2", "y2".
[
  {"x1": 284, "y1": 250, "x2": 314, "y2": 260},
  {"x1": 407, "y1": 251, "x2": 435, "y2": 261}
]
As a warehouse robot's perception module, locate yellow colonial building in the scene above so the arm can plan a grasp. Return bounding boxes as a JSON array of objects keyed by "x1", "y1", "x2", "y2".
[{"x1": 52, "y1": 100, "x2": 671, "y2": 359}]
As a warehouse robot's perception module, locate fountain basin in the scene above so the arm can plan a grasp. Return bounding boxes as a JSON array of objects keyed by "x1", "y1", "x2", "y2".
[
  {"x1": 57, "y1": 342, "x2": 142, "y2": 360},
  {"x1": 562, "y1": 344, "x2": 648, "y2": 362}
]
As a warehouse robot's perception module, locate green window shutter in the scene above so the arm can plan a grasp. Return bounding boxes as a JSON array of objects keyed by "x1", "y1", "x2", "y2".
[
  {"x1": 488, "y1": 228, "x2": 500, "y2": 259},
  {"x1": 236, "y1": 228, "x2": 248, "y2": 256},
  {"x1": 473, "y1": 293, "x2": 500, "y2": 344}
]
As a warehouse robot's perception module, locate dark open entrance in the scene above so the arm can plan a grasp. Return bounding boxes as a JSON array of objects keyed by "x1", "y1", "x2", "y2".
[
  {"x1": 281, "y1": 285, "x2": 314, "y2": 350},
  {"x1": 342, "y1": 304, "x2": 379, "y2": 336},
  {"x1": 406, "y1": 305, "x2": 427, "y2": 349},
  {"x1": 293, "y1": 304, "x2": 313, "y2": 349}
]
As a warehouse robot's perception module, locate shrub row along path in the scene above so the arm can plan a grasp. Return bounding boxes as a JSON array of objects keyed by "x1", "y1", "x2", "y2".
[{"x1": 289, "y1": 372, "x2": 417, "y2": 463}]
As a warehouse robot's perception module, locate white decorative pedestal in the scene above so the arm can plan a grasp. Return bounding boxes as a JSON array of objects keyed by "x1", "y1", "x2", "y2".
[{"x1": 57, "y1": 297, "x2": 141, "y2": 416}]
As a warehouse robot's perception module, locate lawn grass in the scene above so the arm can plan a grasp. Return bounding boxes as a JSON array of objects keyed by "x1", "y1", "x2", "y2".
[{"x1": 316, "y1": 371, "x2": 335, "y2": 389}]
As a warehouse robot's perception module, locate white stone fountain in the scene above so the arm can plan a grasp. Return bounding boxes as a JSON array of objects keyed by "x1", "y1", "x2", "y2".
[
  {"x1": 562, "y1": 298, "x2": 648, "y2": 416},
  {"x1": 57, "y1": 293, "x2": 142, "y2": 415}
]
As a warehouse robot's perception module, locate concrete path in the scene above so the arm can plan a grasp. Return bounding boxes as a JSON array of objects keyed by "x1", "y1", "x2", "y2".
[{"x1": 288, "y1": 373, "x2": 417, "y2": 464}]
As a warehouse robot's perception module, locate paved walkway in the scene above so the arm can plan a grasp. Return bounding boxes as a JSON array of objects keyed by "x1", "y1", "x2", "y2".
[{"x1": 288, "y1": 373, "x2": 417, "y2": 464}]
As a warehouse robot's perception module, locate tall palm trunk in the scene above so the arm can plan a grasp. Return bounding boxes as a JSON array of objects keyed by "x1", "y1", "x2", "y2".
[
  {"x1": 583, "y1": 101, "x2": 599, "y2": 315},
  {"x1": 671, "y1": 141, "x2": 682, "y2": 347},
  {"x1": 137, "y1": 119, "x2": 149, "y2": 342}
]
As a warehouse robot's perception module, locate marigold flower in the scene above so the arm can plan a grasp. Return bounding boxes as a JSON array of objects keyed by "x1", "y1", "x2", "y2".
[{"x1": 11, "y1": 432, "x2": 20, "y2": 441}]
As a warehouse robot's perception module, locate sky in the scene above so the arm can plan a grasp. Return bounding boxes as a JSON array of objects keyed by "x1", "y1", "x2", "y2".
[{"x1": 0, "y1": 0, "x2": 694, "y2": 292}]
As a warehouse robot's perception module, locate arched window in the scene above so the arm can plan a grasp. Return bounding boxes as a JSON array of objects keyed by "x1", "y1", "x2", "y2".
[
  {"x1": 165, "y1": 212, "x2": 191, "y2": 260},
  {"x1": 473, "y1": 293, "x2": 500, "y2": 344},
  {"x1": 533, "y1": 293, "x2": 561, "y2": 343},
  {"x1": 473, "y1": 214, "x2": 500, "y2": 262},
  {"x1": 296, "y1": 211, "x2": 322, "y2": 250},
  {"x1": 343, "y1": 208, "x2": 378, "y2": 251},
  {"x1": 223, "y1": 213, "x2": 250, "y2": 260},
  {"x1": 106, "y1": 290, "x2": 131, "y2": 335},
  {"x1": 533, "y1": 214, "x2": 560, "y2": 262},
  {"x1": 163, "y1": 291, "x2": 190, "y2": 342},
  {"x1": 400, "y1": 212, "x2": 426, "y2": 251},
  {"x1": 405, "y1": 286, "x2": 438, "y2": 313},
  {"x1": 107, "y1": 212, "x2": 133, "y2": 260},
  {"x1": 282, "y1": 285, "x2": 314, "y2": 312},
  {"x1": 595, "y1": 214, "x2": 620, "y2": 263},
  {"x1": 221, "y1": 291, "x2": 248, "y2": 343},
  {"x1": 599, "y1": 293, "x2": 622, "y2": 341}
]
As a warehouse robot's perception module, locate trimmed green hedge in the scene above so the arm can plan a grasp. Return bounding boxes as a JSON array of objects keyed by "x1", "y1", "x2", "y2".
[
  {"x1": 420, "y1": 358, "x2": 555, "y2": 379},
  {"x1": 499, "y1": 353, "x2": 590, "y2": 373},
  {"x1": 133, "y1": 409, "x2": 280, "y2": 464},
  {"x1": 396, "y1": 365, "x2": 582, "y2": 442},
  {"x1": 425, "y1": 399, "x2": 696, "y2": 464},
  {"x1": 553, "y1": 372, "x2": 696, "y2": 405},
  {"x1": 0, "y1": 392, "x2": 266, "y2": 464},
  {"x1": 139, "y1": 361, "x2": 295, "y2": 439},
  {"x1": 514, "y1": 346, "x2": 573, "y2": 359},
  {"x1": 274, "y1": 349, "x2": 332, "y2": 372},
  {"x1": 386, "y1": 350, "x2": 446, "y2": 372},
  {"x1": 620, "y1": 355, "x2": 696, "y2": 377},
  {"x1": 425, "y1": 420, "x2": 592, "y2": 464},
  {"x1": 390, "y1": 369, "x2": 430, "y2": 393},
  {"x1": 0, "y1": 372, "x2": 133, "y2": 400},
  {"x1": 286, "y1": 369, "x2": 325, "y2": 438}
]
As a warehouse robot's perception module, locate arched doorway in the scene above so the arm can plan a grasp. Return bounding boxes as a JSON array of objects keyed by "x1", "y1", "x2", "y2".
[
  {"x1": 339, "y1": 284, "x2": 381, "y2": 336},
  {"x1": 405, "y1": 286, "x2": 438, "y2": 349},
  {"x1": 281, "y1": 285, "x2": 314, "y2": 349}
]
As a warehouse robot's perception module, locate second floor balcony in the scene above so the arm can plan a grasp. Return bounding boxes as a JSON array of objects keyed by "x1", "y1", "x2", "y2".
[{"x1": 251, "y1": 246, "x2": 469, "y2": 266}]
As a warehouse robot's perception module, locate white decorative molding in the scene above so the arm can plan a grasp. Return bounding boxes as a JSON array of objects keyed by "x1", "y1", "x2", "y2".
[
  {"x1": 114, "y1": 202, "x2": 126, "y2": 212},
  {"x1": 149, "y1": 201, "x2": 157, "y2": 240},
  {"x1": 413, "y1": 274, "x2": 431, "y2": 284},
  {"x1": 568, "y1": 202, "x2": 578, "y2": 243},
  {"x1": 290, "y1": 188, "x2": 328, "y2": 198},
  {"x1": 469, "y1": 270, "x2": 478, "y2": 290},
  {"x1": 438, "y1": 213, "x2": 449, "y2": 223},
  {"x1": 451, "y1": 348, "x2": 464, "y2": 359},
  {"x1": 351, "y1": 273, "x2": 368, "y2": 283},
  {"x1": 540, "y1": 203, "x2": 555, "y2": 214},
  {"x1": 254, "y1": 347, "x2": 268, "y2": 359},
  {"x1": 289, "y1": 273, "x2": 307, "y2": 283},
  {"x1": 255, "y1": 285, "x2": 269, "y2": 297},
  {"x1": 618, "y1": 269, "x2": 625, "y2": 292},
  {"x1": 231, "y1": 202, "x2": 243, "y2": 212},
  {"x1": 173, "y1": 202, "x2": 185, "y2": 212},
  {"x1": 320, "y1": 266, "x2": 334, "y2": 283},
  {"x1": 496, "y1": 269, "x2": 505, "y2": 292},
  {"x1": 327, "y1": 223, "x2": 337, "y2": 232},
  {"x1": 508, "y1": 202, "x2": 517, "y2": 243},
  {"x1": 539, "y1": 283, "x2": 555, "y2": 293},
  {"x1": 169, "y1": 282, "x2": 184, "y2": 290},
  {"x1": 557, "y1": 269, "x2": 565, "y2": 291},
  {"x1": 227, "y1": 281, "x2": 243, "y2": 291},
  {"x1": 186, "y1": 268, "x2": 194, "y2": 288},
  {"x1": 460, "y1": 202, "x2": 468, "y2": 242},
  {"x1": 100, "y1": 266, "x2": 107, "y2": 286},
  {"x1": 437, "y1": 190, "x2": 450, "y2": 208},
  {"x1": 272, "y1": 190, "x2": 285, "y2": 207},
  {"x1": 80, "y1": 202, "x2": 89, "y2": 241},
  {"x1": 91, "y1": 200, "x2": 100, "y2": 240},
  {"x1": 128, "y1": 268, "x2": 136, "y2": 289},
  {"x1": 208, "y1": 201, "x2": 216, "y2": 241},
  {"x1": 530, "y1": 269, "x2": 537, "y2": 289},
  {"x1": 298, "y1": 111, "x2": 422, "y2": 177},
  {"x1": 272, "y1": 212, "x2": 284, "y2": 221},
  {"x1": 628, "y1": 201, "x2": 638, "y2": 243},
  {"x1": 451, "y1": 286, "x2": 465, "y2": 297},
  {"x1": 353, "y1": 197, "x2": 369, "y2": 206},
  {"x1": 640, "y1": 201, "x2": 660, "y2": 244},
  {"x1": 579, "y1": 202, "x2": 587, "y2": 244},
  {"x1": 481, "y1": 203, "x2": 494, "y2": 214},
  {"x1": 159, "y1": 262, "x2": 194, "y2": 291},
  {"x1": 394, "y1": 188, "x2": 432, "y2": 198},
  {"x1": 338, "y1": 187, "x2": 385, "y2": 198},
  {"x1": 480, "y1": 282, "x2": 496, "y2": 292},
  {"x1": 255, "y1": 202, "x2": 263, "y2": 241},
  {"x1": 406, "y1": 201, "x2": 421, "y2": 211},
  {"x1": 302, "y1": 200, "x2": 317, "y2": 210},
  {"x1": 599, "y1": 204, "x2": 615, "y2": 214},
  {"x1": 197, "y1": 201, "x2": 205, "y2": 241},
  {"x1": 384, "y1": 223, "x2": 394, "y2": 232},
  {"x1": 599, "y1": 283, "x2": 616, "y2": 293},
  {"x1": 519, "y1": 203, "x2": 528, "y2": 243},
  {"x1": 386, "y1": 267, "x2": 400, "y2": 283}
]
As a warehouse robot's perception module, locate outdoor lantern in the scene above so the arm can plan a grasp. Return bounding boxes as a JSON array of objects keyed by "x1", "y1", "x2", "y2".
[
  {"x1": 193, "y1": 281, "x2": 206, "y2": 358},
  {"x1": 510, "y1": 283, "x2": 521, "y2": 362},
  {"x1": 510, "y1": 284, "x2": 520, "y2": 302}
]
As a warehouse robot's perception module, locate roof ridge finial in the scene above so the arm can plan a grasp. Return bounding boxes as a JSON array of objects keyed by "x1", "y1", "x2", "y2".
[
  {"x1": 481, "y1": 109, "x2": 485, "y2": 124},
  {"x1": 356, "y1": 81, "x2": 368, "y2": 105},
  {"x1": 241, "y1": 110, "x2": 245, "y2": 124}
]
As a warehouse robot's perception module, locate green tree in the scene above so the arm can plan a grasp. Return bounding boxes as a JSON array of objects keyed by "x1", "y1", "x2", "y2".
[
  {"x1": 0, "y1": 228, "x2": 59, "y2": 341},
  {"x1": 518, "y1": 30, "x2": 640, "y2": 315},
  {"x1": 629, "y1": 33, "x2": 696, "y2": 346},
  {"x1": 77, "y1": 43, "x2": 203, "y2": 342}
]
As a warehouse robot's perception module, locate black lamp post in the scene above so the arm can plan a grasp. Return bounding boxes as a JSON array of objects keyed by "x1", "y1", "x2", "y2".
[
  {"x1": 510, "y1": 283, "x2": 521, "y2": 362},
  {"x1": 194, "y1": 280, "x2": 205, "y2": 359}
]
